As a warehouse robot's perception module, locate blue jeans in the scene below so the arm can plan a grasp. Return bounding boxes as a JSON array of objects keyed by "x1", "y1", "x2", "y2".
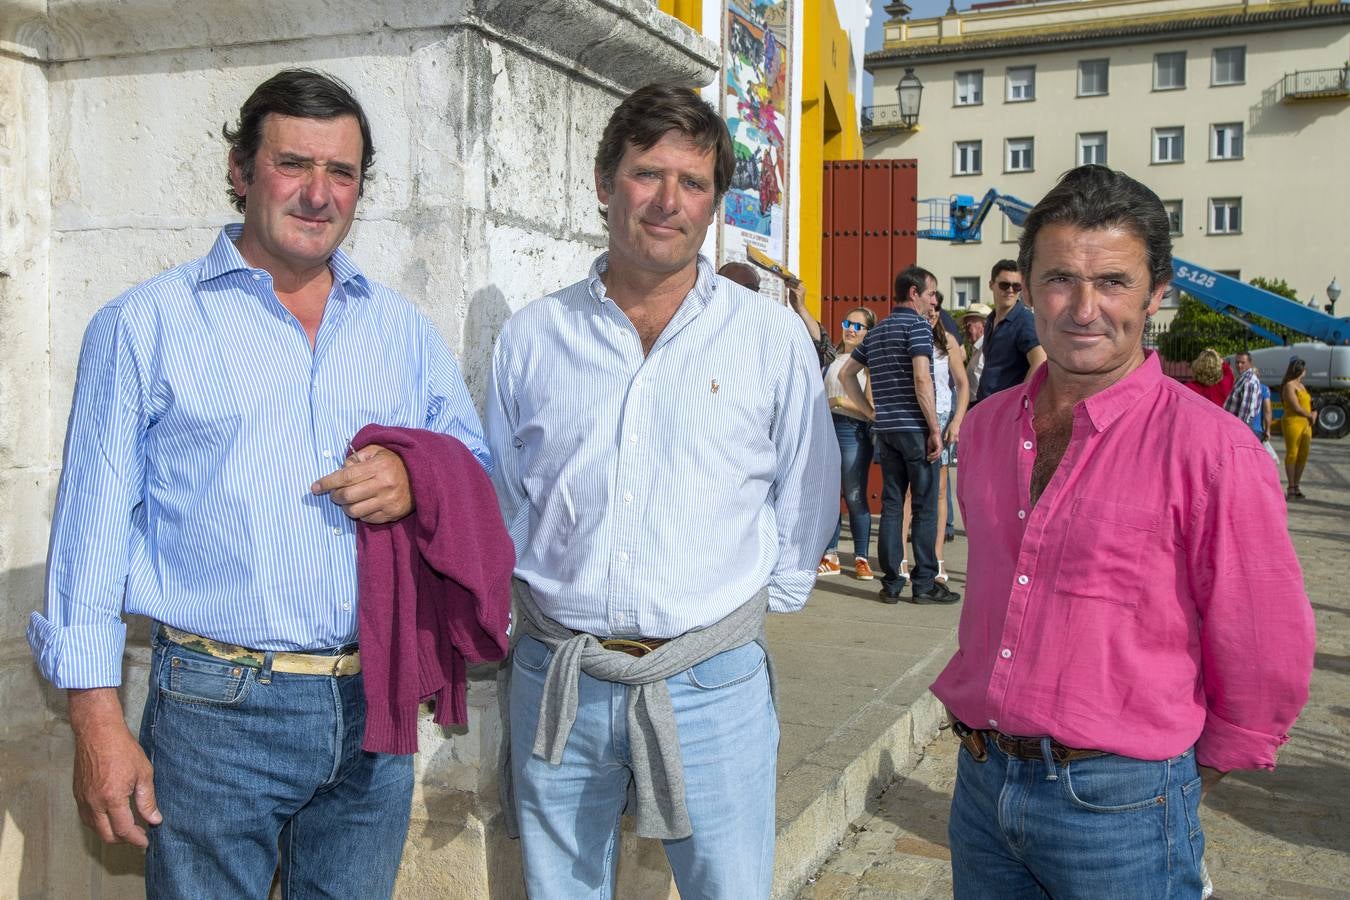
[
  {"x1": 139, "y1": 628, "x2": 413, "y2": 899},
  {"x1": 949, "y1": 738, "x2": 1206, "y2": 899},
  {"x1": 827, "y1": 414, "x2": 873, "y2": 560},
  {"x1": 876, "y1": 429, "x2": 939, "y2": 593},
  {"x1": 509, "y1": 635, "x2": 779, "y2": 899}
]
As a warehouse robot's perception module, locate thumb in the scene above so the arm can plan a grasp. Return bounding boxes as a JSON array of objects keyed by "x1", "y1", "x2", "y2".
[{"x1": 134, "y1": 776, "x2": 162, "y2": 825}]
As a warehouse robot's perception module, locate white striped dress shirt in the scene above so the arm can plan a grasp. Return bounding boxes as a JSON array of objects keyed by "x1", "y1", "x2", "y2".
[
  {"x1": 487, "y1": 253, "x2": 839, "y2": 639},
  {"x1": 29, "y1": 225, "x2": 490, "y2": 689}
]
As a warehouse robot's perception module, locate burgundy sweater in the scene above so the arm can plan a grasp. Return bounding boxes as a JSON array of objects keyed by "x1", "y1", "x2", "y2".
[{"x1": 353, "y1": 425, "x2": 513, "y2": 754}]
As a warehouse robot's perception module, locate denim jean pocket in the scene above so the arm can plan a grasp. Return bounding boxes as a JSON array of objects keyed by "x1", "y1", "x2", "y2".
[
  {"x1": 160, "y1": 650, "x2": 252, "y2": 707},
  {"x1": 512, "y1": 635, "x2": 554, "y2": 673},
  {"x1": 685, "y1": 642, "x2": 766, "y2": 690},
  {"x1": 1181, "y1": 776, "x2": 1204, "y2": 839},
  {"x1": 1062, "y1": 754, "x2": 1167, "y2": 812}
]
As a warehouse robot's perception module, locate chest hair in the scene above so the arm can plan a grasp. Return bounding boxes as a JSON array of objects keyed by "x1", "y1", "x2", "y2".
[
  {"x1": 1031, "y1": 411, "x2": 1074, "y2": 507},
  {"x1": 625, "y1": 305, "x2": 677, "y2": 356}
]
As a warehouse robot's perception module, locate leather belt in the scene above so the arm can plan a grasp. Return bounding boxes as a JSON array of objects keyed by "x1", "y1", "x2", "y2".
[
  {"x1": 951, "y1": 719, "x2": 1107, "y2": 764},
  {"x1": 581, "y1": 635, "x2": 671, "y2": 658},
  {"x1": 160, "y1": 625, "x2": 362, "y2": 677}
]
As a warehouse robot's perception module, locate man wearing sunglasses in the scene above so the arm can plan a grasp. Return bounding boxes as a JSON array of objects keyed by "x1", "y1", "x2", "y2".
[{"x1": 975, "y1": 259, "x2": 1046, "y2": 401}]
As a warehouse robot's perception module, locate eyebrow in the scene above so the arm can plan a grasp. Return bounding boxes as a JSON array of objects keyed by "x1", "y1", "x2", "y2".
[{"x1": 275, "y1": 151, "x2": 358, "y2": 171}]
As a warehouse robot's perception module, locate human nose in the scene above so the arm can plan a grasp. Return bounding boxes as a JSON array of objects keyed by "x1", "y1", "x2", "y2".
[
  {"x1": 651, "y1": 176, "x2": 681, "y2": 213},
  {"x1": 299, "y1": 167, "x2": 333, "y2": 209},
  {"x1": 1066, "y1": 280, "x2": 1100, "y2": 324}
]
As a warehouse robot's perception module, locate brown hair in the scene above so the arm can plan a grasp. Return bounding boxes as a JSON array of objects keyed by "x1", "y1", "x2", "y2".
[
  {"x1": 835, "y1": 306, "x2": 877, "y2": 354},
  {"x1": 595, "y1": 84, "x2": 734, "y2": 221}
]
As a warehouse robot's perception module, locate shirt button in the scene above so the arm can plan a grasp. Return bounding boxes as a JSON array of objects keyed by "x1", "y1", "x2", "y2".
[
  {"x1": 988, "y1": 719, "x2": 999, "y2": 728},
  {"x1": 618, "y1": 552, "x2": 629, "y2": 562},
  {"x1": 1022, "y1": 440, "x2": 1033, "y2": 450},
  {"x1": 323, "y1": 450, "x2": 333, "y2": 459},
  {"x1": 342, "y1": 602, "x2": 351, "y2": 610},
  {"x1": 1017, "y1": 575, "x2": 1029, "y2": 585},
  {"x1": 623, "y1": 491, "x2": 633, "y2": 504},
  {"x1": 628, "y1": 434, "x2": 639, "y2": 444},
  {"x1": 332, "y1": 526, "x2": 342, "y2": 536},
  {"x1": 252, "y1": 273, "x2": 262, "y2": 281},
  {"x1": 1018, "y1": 509, "x2": 1026, "y2": 520},
  {"x1": 1000, "y1": 648, "x2": 1013, "y2": 659}
]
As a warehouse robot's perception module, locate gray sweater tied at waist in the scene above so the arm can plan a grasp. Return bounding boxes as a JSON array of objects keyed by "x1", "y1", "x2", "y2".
[{"x1": 499, "y1": 578, "x2": 773, "y2": 841}]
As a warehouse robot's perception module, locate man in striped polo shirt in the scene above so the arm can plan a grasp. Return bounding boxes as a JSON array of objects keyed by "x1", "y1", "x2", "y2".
[
  {"x1": 28, "y1": 70, "x2": 489, "y2": 898},
  {"x1": 839, "y1": 266, "x2": 960, "y2": 604}
]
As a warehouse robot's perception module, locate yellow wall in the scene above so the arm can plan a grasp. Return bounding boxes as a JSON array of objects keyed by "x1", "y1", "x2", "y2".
[
  {"x1": 800, "y1": 0, "x2": 862, "y2": 317},
  {"x1": 658, "y1": 0, "x2": 702, "y2": 30}
]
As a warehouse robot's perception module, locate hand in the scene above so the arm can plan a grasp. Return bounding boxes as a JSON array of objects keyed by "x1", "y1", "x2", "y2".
[
  {"x1": 311, "y1": 444, "x2": 414, "y2": 524},
  {"x1": 926, "y1": 431, "x2": 943, "y2": 463},
  {"x1": 785, "y1": 279, "x2": 804, "y2": 309},
  {"x1": 943, "y1": 421, "x2": 961, "y2": 445},
  {"x1": 1310, "y1": 410, "x2": 1318, "y2": 423},
  {"x1": 1199, "y1": 764, "x2": 1226, "y2": 800},
  {"x1": 69, "y1": 689, "x2": 161, "y2": 847}
]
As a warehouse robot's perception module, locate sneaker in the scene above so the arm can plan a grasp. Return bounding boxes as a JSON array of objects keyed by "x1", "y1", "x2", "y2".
[
  {"x1": 854, "y1": 558, "x2": 875, "y2": 580},
  {"x1": 817, "y1": 556, "x2": 841, "y2": 576},
  {"x1": 935, "y1": 560, "x2": 949, "y2": 585},
  {"x1": 910, "y1": 583, "x2": 961, "y2": 605}
]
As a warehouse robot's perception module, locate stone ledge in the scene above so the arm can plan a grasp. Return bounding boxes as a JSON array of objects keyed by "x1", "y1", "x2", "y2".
[{"x1": 9, "y1": 0, "x2": 717, "y2": 91}]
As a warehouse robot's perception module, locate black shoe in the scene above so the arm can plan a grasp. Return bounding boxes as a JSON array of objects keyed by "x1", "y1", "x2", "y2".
[
  {"x1": 910, "y1": 583, "x2": 961, "y2": 605},
  {"x1": 879, "y1": 587, "x2": 905, "y2": 604}
]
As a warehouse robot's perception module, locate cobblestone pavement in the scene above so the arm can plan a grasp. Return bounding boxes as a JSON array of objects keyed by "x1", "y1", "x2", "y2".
[{"x1": 798, "y1": 436, "x2": 1350, "y2": 900}]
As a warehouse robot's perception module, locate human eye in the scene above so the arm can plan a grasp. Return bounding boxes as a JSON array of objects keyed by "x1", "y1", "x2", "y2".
[
  {"x1": 276, "y1": 158, "x2": 308, "y2": 174},
  {"x1": 328, "y1": 166, "x2": 357, "y2": 185}
]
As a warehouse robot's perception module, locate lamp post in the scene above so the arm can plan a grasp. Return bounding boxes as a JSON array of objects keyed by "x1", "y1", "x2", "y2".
[
  {"x1": 897, "y1": 68, "x2": 924, "y2": 128},
  {"x1": 1327, "y1": 276, "x2": 1342, "y2": 316}
]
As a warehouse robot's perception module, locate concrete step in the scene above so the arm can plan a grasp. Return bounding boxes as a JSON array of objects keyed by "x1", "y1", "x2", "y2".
[{"x1": 767, "y1": 542, "x2": 964, "y2": 899}]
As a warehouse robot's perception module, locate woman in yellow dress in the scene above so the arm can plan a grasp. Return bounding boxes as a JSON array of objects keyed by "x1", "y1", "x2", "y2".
[{"x1": 1279, "y1": 357, "x2": 1317, "y2": 499}]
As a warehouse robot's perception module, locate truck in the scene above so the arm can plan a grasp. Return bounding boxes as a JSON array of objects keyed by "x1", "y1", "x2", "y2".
[{"x1": 919, "y1": 188, "x2": 1350, "y2": 438}]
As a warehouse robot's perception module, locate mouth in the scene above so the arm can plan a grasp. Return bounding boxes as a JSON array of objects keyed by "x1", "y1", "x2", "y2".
[
  {"x1": 641, "y1": 220, "x2": 682, "y2": 236},
  {"x1": 290, "y1": 213, "x2": 332, "y2": 226}
]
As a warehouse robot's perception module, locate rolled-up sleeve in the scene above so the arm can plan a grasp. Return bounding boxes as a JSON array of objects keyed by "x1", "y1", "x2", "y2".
[
  {"x1": 28, "y1": 304, "x2": 147, "y2": 689},
  {"x1": 767, "y1": 327, "x2": 840, "y2": 612},
  {"x1": 1187, "y1": 443, "x2": 1315, "y2": 770}
]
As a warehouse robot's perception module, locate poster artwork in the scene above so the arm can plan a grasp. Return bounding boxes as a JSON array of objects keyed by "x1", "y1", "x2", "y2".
[{"x1": 722, "y1": 0, "x2": 791, "y2": 301}]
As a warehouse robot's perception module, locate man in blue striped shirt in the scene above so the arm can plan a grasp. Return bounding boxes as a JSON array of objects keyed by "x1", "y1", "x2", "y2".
[
  {"x1": 28, "y1": 70, "x2": 489, "y2": 898},
  {"x1": 489, "y1": 85, "x2": 838, "y2": 899},
  {"x1": 839, "y1": 266, "x2": 960, "y2": 605}
]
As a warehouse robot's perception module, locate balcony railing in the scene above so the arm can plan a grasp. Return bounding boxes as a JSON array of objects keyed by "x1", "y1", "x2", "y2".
[
  {"x1": 861, "y1": 104, "x2": 917, "y2": 131},
  {"x1": 1279, "y1": 66, "x2": 1350, "y2": 103}
]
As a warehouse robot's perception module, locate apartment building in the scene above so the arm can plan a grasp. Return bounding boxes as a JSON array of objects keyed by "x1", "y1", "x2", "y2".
[{"x1": 865, "y1": 0, "x2": 1350, "y2": 319}]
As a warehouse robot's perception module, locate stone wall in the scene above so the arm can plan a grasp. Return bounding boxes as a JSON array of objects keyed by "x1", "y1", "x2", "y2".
[{"x1": 0, "y1": 2, "x2": 716, "y2": 896}]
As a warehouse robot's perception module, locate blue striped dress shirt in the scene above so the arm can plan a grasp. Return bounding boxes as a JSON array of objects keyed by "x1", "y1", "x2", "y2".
[
  {"x1": 486, "y1": 253, "x2": 839, "y2": 639},
  {"x1": 29, "y1": 225, "x2": 490, "y2": 689}
]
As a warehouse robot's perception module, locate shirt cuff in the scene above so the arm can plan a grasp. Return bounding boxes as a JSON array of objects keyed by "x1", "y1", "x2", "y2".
[
  {"x1": 1194, "y1": 709, "x2": 1289, "y2": 772},
  {"x1": 768, "y1": 570, "x2": 815, "y2": 613},
  {"x1": 27, "y1": 612, "x2": 127, "y2": 690}
]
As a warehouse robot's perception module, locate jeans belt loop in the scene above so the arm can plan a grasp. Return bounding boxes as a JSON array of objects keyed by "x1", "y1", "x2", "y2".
[
  {"x1": 259, "y1": 650, "x2": 275, "y2": 685},
  {"x1": 1040, "y1": 736, "x2": 1060, "y2": 781}
]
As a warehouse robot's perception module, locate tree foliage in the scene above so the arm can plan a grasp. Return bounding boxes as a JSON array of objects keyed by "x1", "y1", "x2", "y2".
[{"x1": 1154, "y1": 276, "x2": 1302, "y2": 362}]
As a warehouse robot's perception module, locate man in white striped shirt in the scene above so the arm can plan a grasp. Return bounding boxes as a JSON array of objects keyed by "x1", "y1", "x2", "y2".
[
  {"x1": 489, "y1": 85, "x2": 838, "y2": 898},
  {"x1": 29, "y1": 70, "x2": 488, "y2": 898}
]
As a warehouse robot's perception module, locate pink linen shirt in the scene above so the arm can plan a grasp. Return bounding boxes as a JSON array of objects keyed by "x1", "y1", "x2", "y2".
[{"x1": 934, "y1": 352, "x2": 1314, "y2": 771}]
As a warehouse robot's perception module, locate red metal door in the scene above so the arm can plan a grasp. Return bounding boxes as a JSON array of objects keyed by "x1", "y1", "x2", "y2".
[{"x1": 821, "y1": 160, "x2": 918, "y2": 514}]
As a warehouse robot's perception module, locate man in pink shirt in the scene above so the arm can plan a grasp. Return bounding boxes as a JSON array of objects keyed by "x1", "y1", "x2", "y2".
[{"x1": 933, "y1": 164, "x2": 1315, "y2": 898}]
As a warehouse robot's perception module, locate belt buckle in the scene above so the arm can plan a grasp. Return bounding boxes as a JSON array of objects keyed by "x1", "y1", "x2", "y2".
[{"x1": 600, "y1": 638, "x2": 654, "y2": 658}]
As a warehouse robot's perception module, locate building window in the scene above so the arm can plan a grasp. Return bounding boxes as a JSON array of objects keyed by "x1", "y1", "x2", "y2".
[
  {"x1": 1005, "y1": 137, "x2": 1034, "y2": 173},
  {"x1": 1212, "y1": 47, "x2": 1246, "y2": 85},
  {"x1": 954, "y1": 140, "x2": 982, "y2": 175},
  {"x1": 1006, "y1": 66, "x2": 1035, "y2": 102},
  {"x1": 955, "y1": 70, "x2": 984, "y2": 106},
  {"x1": 1077, "y1": 132, "x2": 1108, "y2": 165},
  {"x1": 1210, "y1": 198, "x2": 1242, "y2": 234},
  {"x1": 1153, "y1": 127, "x2": 1184, "y2": 163},
  {"x1": 1078, "y1": 59, "x2": 1109, "y2": 96},
  {"x1": 1002, "y1": 217, "x2": 1024, "y2": 244},
  {"x1": 952, "y1": 277, "x2": 980, "y2": 308},
  {"x1": 1154, "y1": 51, "x2": 1186, "y2": 90},
  {"x1": 1163, "y1": 199, "x2": 1183, "y2": 236},
  {"x1": 1210, "y1": 122, "x2": 1244, "y2": 160}
]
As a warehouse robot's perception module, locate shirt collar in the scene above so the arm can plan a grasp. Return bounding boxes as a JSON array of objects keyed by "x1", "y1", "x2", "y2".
[
  {"x1": 1021, "y1": 351, "x2": 1164, "y2": 433},
  {"x1": 197, "y1": 223, "x2": 369, "y2": 293},
  {"x1": 587, "y1": 252, "x2": 717, "y2": 310}
]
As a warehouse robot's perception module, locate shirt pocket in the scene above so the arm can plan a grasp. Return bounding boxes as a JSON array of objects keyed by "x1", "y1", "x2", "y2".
[{"x1": 1053, "y1": 498, "x2": 1161, "y2": 608}]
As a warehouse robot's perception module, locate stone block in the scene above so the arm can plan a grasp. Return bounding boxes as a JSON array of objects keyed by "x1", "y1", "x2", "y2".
[{"x1": 0, "y1": 736, "x2": 51, "y2": 900}]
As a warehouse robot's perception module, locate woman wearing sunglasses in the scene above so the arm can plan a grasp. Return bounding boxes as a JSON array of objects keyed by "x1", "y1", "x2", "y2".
[{"x1": 819, "y1": 308, "x2": 879, "y2": 580}]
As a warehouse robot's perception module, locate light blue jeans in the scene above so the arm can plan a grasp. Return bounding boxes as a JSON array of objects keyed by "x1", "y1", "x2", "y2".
[
  {"x1": 509, "y1": 635, "x2": 779, "y2": 899},
  {"x1": 949, "y1": 737, "x2": 1205, "y2": 898},
  {"x1": 139, "y1": 628, "x2": 413, "y2": 899}
]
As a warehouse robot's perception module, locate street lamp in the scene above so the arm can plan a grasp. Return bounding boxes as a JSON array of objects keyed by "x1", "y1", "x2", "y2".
[
  {"x1": 1327, "y1": 276, "x2": 1342, "y2": 316},
  {"x1": 897, "y1": 68, "x2": 924, "y2": 128}
]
